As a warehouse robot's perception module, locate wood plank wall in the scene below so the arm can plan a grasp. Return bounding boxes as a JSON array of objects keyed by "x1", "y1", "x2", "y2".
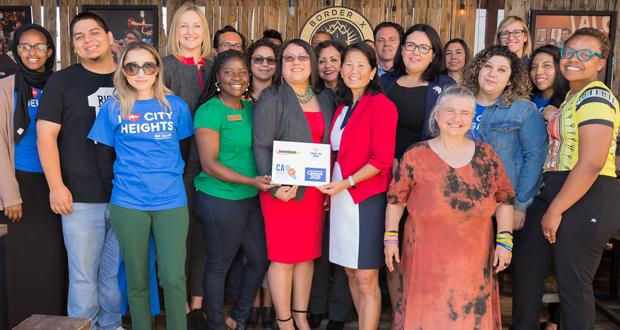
[
  {"x1": 505, "y1": 0, "x2": 620, "y2": 96},
  {"x1": 2, "y1": 0, "x2": 619, "y2": 95}
]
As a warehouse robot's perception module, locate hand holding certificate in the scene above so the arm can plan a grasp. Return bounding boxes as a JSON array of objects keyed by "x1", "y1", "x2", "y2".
[{"x1": 271, "y1": 141, "x2": 331, "y2": 187}]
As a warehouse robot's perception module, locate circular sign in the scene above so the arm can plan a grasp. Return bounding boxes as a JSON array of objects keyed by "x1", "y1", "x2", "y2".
[{"x1": 300, "y1": 7, "x2": 374, "y2": 46}]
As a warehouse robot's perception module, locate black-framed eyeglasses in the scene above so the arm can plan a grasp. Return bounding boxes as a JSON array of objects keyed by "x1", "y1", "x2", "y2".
[
  {"x1": 252, "y1": 55, "x2": 276, "y2": 65},
  {"x1": 560, "y1": 47, "x2": 605, "y2": 62},
  {"x1": 499, "y1": 30, "x2": 525, "y2": 39},
  {"x1": 123, "y1": 62, "x2": 158, "y2": 76},
  {"x1": 402, "y1": 42, "x2": 433, "y2": 54},
  {"x1": 16, "y1": 43, "x2": 49, "y2": 53}
]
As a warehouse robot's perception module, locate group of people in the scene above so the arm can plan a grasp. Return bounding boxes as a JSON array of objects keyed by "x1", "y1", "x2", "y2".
[{"x1": 1, "y1": 3, "x2": 619, "y2": 330}]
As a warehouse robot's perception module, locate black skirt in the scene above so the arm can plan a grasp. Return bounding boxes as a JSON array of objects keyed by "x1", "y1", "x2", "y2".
[{"x1": 0, "y1": 170, "x2": 67, "y2": 328}]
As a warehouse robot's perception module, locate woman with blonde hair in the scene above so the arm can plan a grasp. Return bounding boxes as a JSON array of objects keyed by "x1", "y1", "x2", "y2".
[
  {"x1": 88, "y1": 42, "x2": 194, "y2": 330},
  {"x1": 496, "y1": 15, "x2": 532, "y2": 66},
  {"x1": 162, "y1": 1, "x2": 212, "y2": 316}
]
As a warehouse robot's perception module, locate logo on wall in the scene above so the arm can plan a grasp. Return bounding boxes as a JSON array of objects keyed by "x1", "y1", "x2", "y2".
[{"x1": 300, "y1": 7, "x2": 374, "y2": 46}]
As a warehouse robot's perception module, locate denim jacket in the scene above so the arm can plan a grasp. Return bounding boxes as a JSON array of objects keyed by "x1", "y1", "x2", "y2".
[{"x1": 477, "y1": 98, "x2": 547, "y2": 212}]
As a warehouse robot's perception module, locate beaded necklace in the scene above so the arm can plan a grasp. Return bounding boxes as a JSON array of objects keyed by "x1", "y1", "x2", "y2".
[{"x1": 295, "y1": 85, "x2": 314, "y2": 104}]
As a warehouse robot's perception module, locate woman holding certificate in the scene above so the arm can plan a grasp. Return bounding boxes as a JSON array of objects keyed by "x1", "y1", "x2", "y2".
[
  {"x1": 317, "y1": 42, "x2": 398, "y2": 330},
  {"x1": 253, "y1": 39, "x2": 333, "y2": 330}
]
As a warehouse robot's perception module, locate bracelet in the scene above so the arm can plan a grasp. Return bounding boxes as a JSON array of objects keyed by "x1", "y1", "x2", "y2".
[
  {"x1": 384, "y1": 240, "x2": 399, "y2": 245},
  {"x1": 496, "y1": 242, "x2": 513, "y2": 252}
]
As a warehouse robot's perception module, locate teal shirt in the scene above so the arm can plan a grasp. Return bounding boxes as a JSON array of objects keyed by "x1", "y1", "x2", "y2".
[{"x1": 194, "y1": 97, "x2": 259, "y2": 200}]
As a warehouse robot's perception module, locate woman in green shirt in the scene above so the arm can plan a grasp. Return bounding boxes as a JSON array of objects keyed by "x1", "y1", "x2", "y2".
[{"x1": 194, "y1": 50, "x2": 274, "y2": 330}]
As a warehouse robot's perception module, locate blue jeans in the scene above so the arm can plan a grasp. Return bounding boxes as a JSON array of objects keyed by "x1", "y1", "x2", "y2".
[
  {"x1": 62, "y1": 203, "x2": 121, "y2": 330},
  {"x1": 195, "y1": 192, "x2": 268, "y2": 329}
]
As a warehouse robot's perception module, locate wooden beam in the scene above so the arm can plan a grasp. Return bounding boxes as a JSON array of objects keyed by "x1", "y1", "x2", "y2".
[{"x1": 485, "y1": 0, "x2": 499, "y2": 47}]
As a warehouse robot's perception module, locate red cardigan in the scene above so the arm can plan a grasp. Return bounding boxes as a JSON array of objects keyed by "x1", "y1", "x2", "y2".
[{"x1": 331, "y1": 92, "x2": 398, "y2": 204}]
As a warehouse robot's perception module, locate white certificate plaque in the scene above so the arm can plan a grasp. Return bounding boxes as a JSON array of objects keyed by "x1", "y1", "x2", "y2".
[{"x1": 271, "y1": 140, "x2": 331, "y2": 187}]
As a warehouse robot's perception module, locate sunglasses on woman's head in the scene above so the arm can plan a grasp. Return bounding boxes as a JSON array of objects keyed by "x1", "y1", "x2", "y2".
[{"x1": 123, "y1": 62, "x2": 158, "y2": 76}]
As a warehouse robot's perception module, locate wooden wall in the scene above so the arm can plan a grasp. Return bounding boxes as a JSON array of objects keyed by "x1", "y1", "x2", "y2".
[
  {"x1": 2, "y1": 0, "x2": 619, "y2": 94},
  {"x1": 505, "y1": 0, "x2": 620, "y2": 96},
  {"x1": 167, "y1": 0, "x2": 476, "y2": 60}
]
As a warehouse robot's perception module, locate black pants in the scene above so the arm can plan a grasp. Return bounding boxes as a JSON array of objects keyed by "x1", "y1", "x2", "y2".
[
  {"x1": 0, "y1": 170, "x2": 67, "y2": 328},
  {"x1": 195, "y1": 191, "x2": 268, "y2": 329},
  {"x1": 185, "y1": 158, "x2": 207, "y2": 298},
  {"x1": 309, "y1": 219, "x2": 355, "y2": 322},
  {"x1": 512, "y1": 172, "x2": 620, "y2": 330}
]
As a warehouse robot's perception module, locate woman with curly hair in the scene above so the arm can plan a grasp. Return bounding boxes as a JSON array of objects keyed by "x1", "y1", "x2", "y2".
[{"x1": 463, "y1": 44, "x2": 547, "y2": 237}]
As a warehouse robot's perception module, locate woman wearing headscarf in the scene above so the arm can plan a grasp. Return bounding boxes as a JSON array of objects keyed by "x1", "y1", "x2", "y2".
[{"x1": 0, "y1": 23, "x2": 66, "y2": 328}]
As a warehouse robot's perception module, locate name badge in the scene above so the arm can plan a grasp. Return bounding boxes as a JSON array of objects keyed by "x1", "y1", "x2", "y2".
[{"x1": 227, "y1": 114, "x2": 243, "y2": 121}]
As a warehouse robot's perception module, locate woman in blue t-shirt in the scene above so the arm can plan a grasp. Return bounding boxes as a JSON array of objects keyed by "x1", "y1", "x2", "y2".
[
  {"x1": 0, "y1": 23, "x2": 66, "y2": 328},
  {"x1": 530, "y1": 45, "x2": 569, "y2": 121},
  {"x1": 193, "y1": 50, "x2": 273, "y2": 330},
  {"x1": 88, "y1": 42, "x2": 194, "y2": 330}
]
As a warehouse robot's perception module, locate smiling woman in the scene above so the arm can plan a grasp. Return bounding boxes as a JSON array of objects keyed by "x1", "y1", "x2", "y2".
[
  {"x1": 463, "y1": 44, "x2": 547, "y2": 231},
  {"x1": 252, "y1": 39, "x2": 334, "y2": 330},
  {"x1": 0, "y1": 23, "x2": 66, "y2": 328},
  {"x1": 88, "y1": 41, "x2": 194, "y2": 330},
  {"x1": 161, "y1": 3, "x2": 213, "y2": 315},
  {"x1": 385, "y1": 85, "x2": 515, "y2": 330},
  {"x1": 513, "y1": 28, "x2": 620, "y2": 329},
  {"x1": 192, "y1": 50, "x2": 271, "y2": 330},
  {"x1": 496, "y1": 16, "x2": 532, "y2": 67}
]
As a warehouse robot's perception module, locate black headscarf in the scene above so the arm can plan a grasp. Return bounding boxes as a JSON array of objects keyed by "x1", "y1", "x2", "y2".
[{"x1": 11, "y1": 24, "x2": 55, "y2": 143}]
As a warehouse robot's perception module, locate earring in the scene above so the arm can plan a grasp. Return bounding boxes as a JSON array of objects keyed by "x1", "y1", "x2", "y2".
[{"x1": 215, "y1": 82, "x2": 221, "y2": 92}]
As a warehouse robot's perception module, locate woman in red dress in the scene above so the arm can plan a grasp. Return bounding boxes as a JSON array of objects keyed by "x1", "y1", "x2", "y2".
[
  {"x1": 385, "y1": 85, "x2": 515, "y2": 329},
  {"x1": 253, "y1": 39, "x2": 334, "y2": 330}
]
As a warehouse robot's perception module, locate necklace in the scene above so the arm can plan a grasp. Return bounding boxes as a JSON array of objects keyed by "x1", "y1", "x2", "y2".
[
  {"x1": 218, "y1": 94, "x2": 242, "y2": 110},
  {"x1": 295, "y1": 85, "x2": 314, "y2": 104}
]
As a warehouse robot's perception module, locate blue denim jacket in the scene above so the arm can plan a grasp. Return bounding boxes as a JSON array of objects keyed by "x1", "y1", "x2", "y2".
[{"x1": 477, "y1": 98, "x2": 547, "y2": 211}]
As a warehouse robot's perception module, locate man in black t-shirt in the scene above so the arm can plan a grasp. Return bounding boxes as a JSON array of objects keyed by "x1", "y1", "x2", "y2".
[{"x1": 37, "y1": 12, "x2": 121, "y2": 329}]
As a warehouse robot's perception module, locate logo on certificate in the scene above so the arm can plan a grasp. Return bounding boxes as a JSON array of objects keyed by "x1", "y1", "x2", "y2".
[
  {"x1": 305, "y1": 168, "x2": 326, "y2": 182},
  {"x1": 275, "y1": 164, "x2": 297, "y2": 179}
]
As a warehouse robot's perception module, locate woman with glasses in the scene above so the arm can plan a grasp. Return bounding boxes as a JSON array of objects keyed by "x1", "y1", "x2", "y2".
[
  {"x1": 247, "y1": 39, "x2": 278, "y2": 103},
  {"x1": 253, "y1": 39, "x2": 333, "y2": 330},
  {"x1": 0, "y1": 23, "x2": 66, "y2": 328},
  {"x1": 193, "y1": 50, "x2": 273, "y2": 330},
  {"x1": 443, "y1": 38, "x2": 470, "y2": 85},
  {"x1": 383, "y1": 23, "x2": 455, "y2": 312},
  {"x1": 162, "y1": 2, "x2": 212, "y2": 316},
  {"x1": 496, "y1": 16, "x2": 532, "y2": 67},
  {"x1": 244, "y1": 38, "x2": 279, "y2": 328},
  {"x1": 317, "y1": 42, "x2": 397, "y2": 330},
  {"x1": 512, "y1": 27, "x2": 620, "y2": 330},
  {"x1": 88, "y1": 42, "x2": 194, "y2": 330}
]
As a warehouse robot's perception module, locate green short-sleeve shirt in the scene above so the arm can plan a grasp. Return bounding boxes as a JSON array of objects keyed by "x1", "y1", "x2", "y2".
[{"x1": 194, "y1": 97, "x2": 259, "y2": 200}]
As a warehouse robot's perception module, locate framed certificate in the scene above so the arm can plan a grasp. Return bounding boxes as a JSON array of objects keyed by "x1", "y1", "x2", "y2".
[{"x1": 271, "y1": 141, "x2": 331, "y2": 187}]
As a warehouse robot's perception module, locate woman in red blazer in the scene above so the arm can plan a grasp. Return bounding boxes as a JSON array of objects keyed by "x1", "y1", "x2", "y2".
[{"x1": 318, "y1": 42, "x2": 397, "y2": 330}]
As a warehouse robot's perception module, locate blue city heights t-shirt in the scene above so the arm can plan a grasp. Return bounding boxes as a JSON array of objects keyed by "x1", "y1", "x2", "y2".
[{"x1": 88, "y1": 95, "x2": 194, "y2": 211}]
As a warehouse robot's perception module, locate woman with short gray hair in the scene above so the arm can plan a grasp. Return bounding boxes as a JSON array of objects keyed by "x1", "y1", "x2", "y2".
[{"x1": 385, "y1": 85, "x2": 515, "y2": 329}]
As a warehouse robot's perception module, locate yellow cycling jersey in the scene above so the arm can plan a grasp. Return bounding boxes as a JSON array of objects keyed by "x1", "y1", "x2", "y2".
[{"x1": 544, "y1": 81, "x2": 620, "y2": 177}]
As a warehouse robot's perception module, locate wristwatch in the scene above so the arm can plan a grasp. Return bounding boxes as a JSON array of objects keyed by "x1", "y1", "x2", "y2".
[{"x1": 348, "y1": 175, "x2": 356, "y2": 188}]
